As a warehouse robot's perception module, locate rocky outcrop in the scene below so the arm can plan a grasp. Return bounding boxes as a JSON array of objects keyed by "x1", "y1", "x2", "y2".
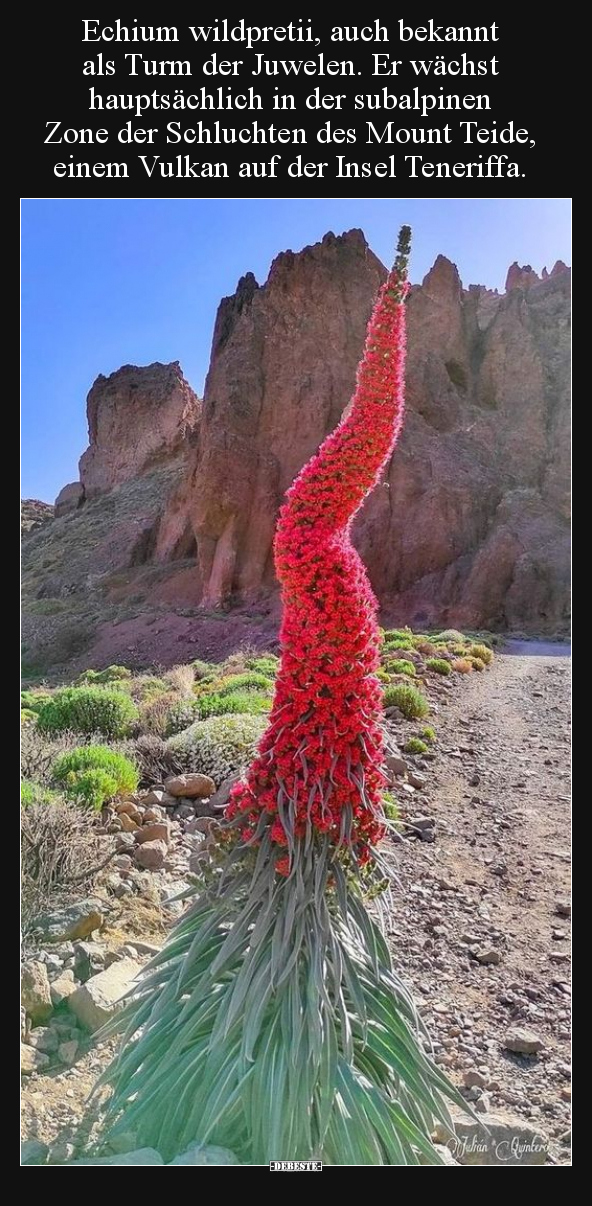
[
  {"x1": 21, "y1": 499, "x2": 54, "y2": 534},
  {"x1": 159, "y1": 231, "x2": 570, "y2": 633},
  {"x1": 25, "y1": 231, "x2": 570, "y2": 652},
  {"x1": 54, "y1": 481, "x2": 85, "y2": 517},
  {"x1": 79, "y1": 361, "x2": 200, "y2": 498}
]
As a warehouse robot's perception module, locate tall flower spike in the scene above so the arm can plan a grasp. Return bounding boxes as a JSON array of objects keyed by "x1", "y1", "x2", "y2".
[{"x1": 98, "y1": 228, "x2": 470, "y2": 1165}]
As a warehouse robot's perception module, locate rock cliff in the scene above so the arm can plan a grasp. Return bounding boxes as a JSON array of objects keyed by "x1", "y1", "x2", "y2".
[
  {"x1": 23, "y1": 230, "x2": 570, "y2": 674},
  {"x1": 161, "y1": 231, "x2": 570, "y2": 632}
]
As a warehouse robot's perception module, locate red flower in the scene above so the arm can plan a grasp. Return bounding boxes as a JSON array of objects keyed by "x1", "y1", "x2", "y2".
[{"x1": 225, "y1": 233, "x2": 411, "y2": 870}]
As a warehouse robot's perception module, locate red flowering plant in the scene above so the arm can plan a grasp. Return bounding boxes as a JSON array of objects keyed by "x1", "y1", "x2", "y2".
[{"x1": 100, "y1": 228, "x2": 468, "y2": 1165}]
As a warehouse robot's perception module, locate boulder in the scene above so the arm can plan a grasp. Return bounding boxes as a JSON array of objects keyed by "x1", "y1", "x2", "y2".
[
  {"x1": 54, "y1": 481, "x2": 84, "y2": 517},
  {"x1": 136, "y1": 821, "x2": 171, "y2": 846},
  {"x1": 34, "y1": 899, "x2": 104, "y2": 943},
  {"x1": 67, "y1": 957, "x2": 142, "y2": 1032},
  {"x1": 165, "y1": 773, "x2": 216, "y2": 799},
  {"x1": 21, "y1": 961, "x2": 52, "y2": 1023},
  {"x1": 503, "y1": 1027, "x2": 543, "y2": 1055},
  {"x1": 21, "y1": 1043, "x2": 50, "y2": 1075},
  {"x1": 134, "y1": 839, "x2": 168, "y2": 870}
]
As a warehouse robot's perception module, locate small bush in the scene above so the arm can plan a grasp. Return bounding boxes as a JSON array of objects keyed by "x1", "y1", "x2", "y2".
[
  {"x1": 163, "y1": 664, "x2": 196, "y2": 696},
  {"x1": 452, "y1": 658, "x2": 473, "y2": 674},
  {"x1": 470, "y1": 643, "x2": 494, "y2": 665},
  {"x1": 432, "y1": 629, "x2": 467, "y2": 644},
  {"x1": 164, "y1": 697, "x2": 199, "y2": 737},
  {"x1": 52, "y1": 745, "x2": 139, "y2": 801},
  {"x1": 21, "y1": 709, "x2": 37, "y2": 725},
  {"x1": 385, "y1": 659, "x2": 416, "y2": 677},
  {"x1": 420, "y1": 726, "x2": 436, "y2": 744},
  {"x1": 140, "y1": 691, "x2": 180, "y2": 737},
  {"x1": 128, "y1": 675, "x2": 170, "y2": 703},
  {"x1": 21, "y1": 801, "x2": 108, "y2": 927},
  {"x1": 191, "y1": 659, "x2": 217, "y2": 681},
  {"x1": 426, "y1": 658, "x2": 452, "y2": 676},
  {"x1": 375, "y1": 668, "x2": 390, "y2": 683},
  {"x1": 210, "y1": 672, "x2": 274, "y2": 697},
  {"x1": 195, "y1": 691, "x2": 272, "y2": 721},
  {"x1": 403, "y1": 737, "x2": 428, "y2": 755},
  {"x1": 382, "y1": 791, "x2": 400, "y2": 822},
  {"x1": 37, "y1": 686, "x2": 138, "y2": 738},
  {"x1": 412, "y1": 640, "x2": 437, "y2": 656},
  {"x1": 470, "y1": 657, "x2": 486, "y2": 671},
  {"x1": 383, "y1": 683, "x2": 429, "y2": 719},
  {"x1": 133, "y1": 734, "x2": 176, "y2": 784},
  {"x1": 21, "y1": 728, "x2": 85, "y2": 785},
  {"x1": 77, "y1": 665, "x2": 132, "y2": 684},
  {"x1": 384, "y1": 628, "x2": 413, "y2": 642},
  {"x1": 167, "y1": 714, "x2": 267, "y2": 781},
  {"x1": 65, "y1": 768, "x2": 119, "y2": 810},
  {"x1": 383, "y1": 636, "x2": 413, "y2": 651},
  {"x1": 21, "y1": 781, "x2": 58, "y2": 808},
  {"x1": 245, "y1": 654, "x2": 280, "y2": 677},
  {"x1": 21, "y1": 689, "x2": 51, "y2": 715}
]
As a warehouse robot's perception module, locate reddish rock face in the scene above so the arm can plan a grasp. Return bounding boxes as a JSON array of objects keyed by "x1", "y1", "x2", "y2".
[
  {"x1": 160, "y1": 229, "x2": 570, "y2": 633},
  {"x1": 79, "y1": 361, "x2": 200, "y2": 498},
  {"x1": 54, "y1": 481, "x2": 85, "y2": 516}
]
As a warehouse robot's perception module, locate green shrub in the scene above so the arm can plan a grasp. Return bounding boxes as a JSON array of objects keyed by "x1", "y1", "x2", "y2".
[
  {"x1": 420, "y1": 726, "x2": 436, "y2": 744},
  {"x1": 426, "y1": 658, "x2": 451, "y2": 676},
  {"x1": 52, "y1": 745, "x2": 139, "y2": 802},
  {"x1": 165, "y1": 697, "x2": 200, "y2": 737},
  {"x1": 385, "y1": 659, "x2": 416, "y2": 677},
  {"x1": 245, "y1": 654, "x2": 280, "y2": 677},
  {"x1": 77, "y1": 665, "x2": 132, "y2": 685},
  {"x1": 470, "y1": 657, "x2": 486, "y2": 671},
  {"x1": 65, "y1": 768, "x2": 119, "y2": 809},
  {"x1": 210, "y1": 672, "x2": 274, "y2": 697},
  {"x1": 129, "y1": 675, "x2": 170, "y2": 703},
  {"x1": 470, "y1": 643, "x2": 494, "y2": 665},
  {"x1": 21, "y1": 709, "x2": 37, "y2": 725},
  {"x1": 383, "y1": 635, "x2": 413, "y2": 651},
  {"x1": 37, "y1": 686, "x2": 138, "y2": 738},
  {"x1": 191, "y1": 659, "x2": 217, "y2": 681},
  {"x1": 167, "y1": 714, "x2": 267, "y2": 781},
  {"x1": 375, "y1": 668, "x2": 390, "y2": 683},
  {"x1": 382, "y1": 791, "x2": 400, "y2": 822},
  {"x1": 403, "y1": 737, "x2": 428, "y2": 755},
  {"x1": 432, "y1": 629, "x2": 467, "y2": 644},
  {"x1": 382, "y1": 683, "x2": 429, "y2": 719},
  {"x1": 21, "y1": 689, "x2": 51, "y2": 715},
  {"x1": 196, "y1": 691, "x2": 272, "y2": 721},
  {"x1": 384, "y1": 628, "x2": 413, "y2": 642},
  {"x1": 21, "y1": 781, "x2": 59, "y2": 807}
]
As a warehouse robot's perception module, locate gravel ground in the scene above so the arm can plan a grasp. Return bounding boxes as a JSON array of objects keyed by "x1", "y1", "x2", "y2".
[{"x1": 386, "y1": 649, "x2": 571, "y2": 1164}]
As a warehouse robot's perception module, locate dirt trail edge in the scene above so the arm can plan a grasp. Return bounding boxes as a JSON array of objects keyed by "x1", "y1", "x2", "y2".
[{"x1": 389, "y1": 651, "x2": 571, "y2": 1163}]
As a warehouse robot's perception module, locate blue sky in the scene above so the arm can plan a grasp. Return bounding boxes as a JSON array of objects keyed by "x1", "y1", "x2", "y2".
[{"x1": 21, "y1": 198, "x2": 571, "y2": 502}]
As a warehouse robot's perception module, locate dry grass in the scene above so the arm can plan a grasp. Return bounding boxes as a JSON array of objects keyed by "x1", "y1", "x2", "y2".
[
  {"x1": 452, "y1": 658, "x2": 473, "y2": 674},
  {"x1": 163, "y1": 664, "x2": 195, "y2": 696},
  {"x1": 21, "y1": 802, "x2": 114, "y2": 928},
  {"x1": 139, "y1": 690, "x2": 179, "y2": 737}
]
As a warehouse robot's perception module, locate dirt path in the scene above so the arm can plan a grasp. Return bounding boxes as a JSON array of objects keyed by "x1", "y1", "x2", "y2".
[{"x1": 390, "y1": 650, "x2": 571, "y2": 1163}]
